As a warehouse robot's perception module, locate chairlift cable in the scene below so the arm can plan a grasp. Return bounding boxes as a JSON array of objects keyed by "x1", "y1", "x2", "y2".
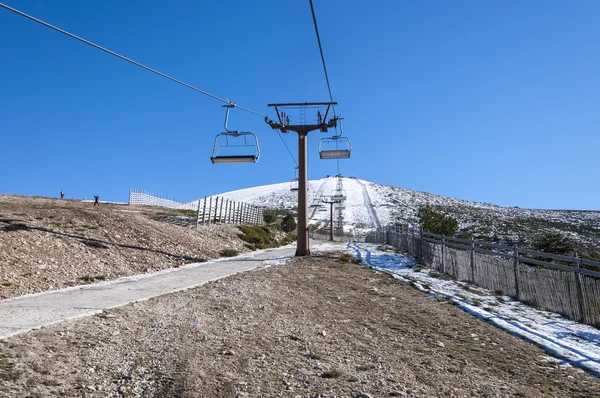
[
  {"x1": 0, "y1": 2, "x2": 265, "y2": 117},
  {"x1": 277, "y1": 131, "x2": 298, "y2": 167},
  {"x1": 308, "y1": 0, "x2": 336, "y2": 115}
]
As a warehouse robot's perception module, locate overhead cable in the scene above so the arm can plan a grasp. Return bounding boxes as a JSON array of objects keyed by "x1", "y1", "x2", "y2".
[
  {"x1": 0, "y1": 2, "x2": 265, "y2": 117},
  {"x1": 308, "y1": 0, "x2": 336, "y2": 115},
  {"x1": 277, "y1": 132, "x2": 298, "y2": 167}
]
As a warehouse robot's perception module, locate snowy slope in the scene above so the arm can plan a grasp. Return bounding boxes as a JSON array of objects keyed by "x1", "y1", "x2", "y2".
[{"x1": 207, "y1": 177, "x2": 600, "y2": 248}]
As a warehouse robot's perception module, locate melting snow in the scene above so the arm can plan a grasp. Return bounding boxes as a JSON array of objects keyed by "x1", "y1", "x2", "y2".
[{"x1": 314, "y1": 242, "x2": 600, "y2": 377}]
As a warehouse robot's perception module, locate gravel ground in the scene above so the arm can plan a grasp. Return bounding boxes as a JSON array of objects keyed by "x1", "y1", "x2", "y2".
[
  {"x1": 1, "y1": 254, "x2": 599, "y2": 397},
  {"x1": 0, "y1": 195, "x2": 251, "y2": 299}
]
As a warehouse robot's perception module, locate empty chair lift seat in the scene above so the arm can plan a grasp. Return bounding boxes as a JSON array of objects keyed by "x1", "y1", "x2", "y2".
[
  {"x1": 211, "y1": 131, "x2": 260, "y2": 164},
  {"x1": 318, "y1": 137, "x2": 351, "y2": 159}
]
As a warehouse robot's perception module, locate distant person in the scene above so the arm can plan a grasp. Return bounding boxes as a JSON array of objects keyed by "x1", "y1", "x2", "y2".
[
  {"x1": 94, "y1": 195, "x2": 99, "y2": 206},
  {"x1": 60, "y1": 190, "x2": 64, "y2": 199}
]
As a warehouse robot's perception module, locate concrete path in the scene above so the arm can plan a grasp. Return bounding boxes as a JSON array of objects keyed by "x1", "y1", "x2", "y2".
[{"x1": 0, "y1": 245, "x2": 297, "y2": 340}]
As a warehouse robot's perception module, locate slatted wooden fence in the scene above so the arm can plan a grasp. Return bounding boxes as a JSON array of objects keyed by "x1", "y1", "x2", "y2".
[
  {"x1": 366, "y1": 225, "x2": 600, "y2": 328},
  {"x1": 128, "y1": 189, "x2": 265, "y2": 227}
]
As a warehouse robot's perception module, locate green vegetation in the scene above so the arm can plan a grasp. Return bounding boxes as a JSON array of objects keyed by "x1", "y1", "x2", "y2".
[
  {"x1": 531, "y1": 232, "x2": 574, "y2": 256},
  {"x1": 263, "y1": 209, "x2": 278, "y2": 224},
  {"x1": 281, "y1": 213, "x2": 296, "y2": 233},
  {"x1": 220, "y1": 249, "x2": 239, "y2": 257},
  {"x1": 238, "y1": 225, "x2": 277, "y2": 250},
  {"x1": 237, "y1": 225, "x2": 295, "y2": 250},
  {"x1": 281, "y1": 233, "x2": 296, "y2": 246},
  {"x1": 158, "y1": 209, "x2": 197, "y2": 218},
  {"x1": 418, "y1": 205, "x2": 458, "y2": 237}
]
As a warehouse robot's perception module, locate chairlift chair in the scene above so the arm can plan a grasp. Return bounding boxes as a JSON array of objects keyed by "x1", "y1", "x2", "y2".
[
  {"x1": 330, "y1": 189, "x2": 347, "y2": 202},
  {"x1": 319, "y1": 116, "x2": 350, "y2": 160},
  {"x1": 290, "y1": 179, "x2": 299, "y2": 191},
  {"x1": 211, "y1": 104, "x2": 260, "y2": 164},
  {"x1": 290, "y1": 167, "x2": 299, "y2": 191},
  {"x1": 318, "y1": 136, "x2": 351, "y2": 160}
]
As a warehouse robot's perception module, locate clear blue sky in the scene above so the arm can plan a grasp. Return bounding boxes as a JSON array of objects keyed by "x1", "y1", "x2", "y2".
[{"x1": 1, "y1": 0, "x2": 599, "y2": 210}]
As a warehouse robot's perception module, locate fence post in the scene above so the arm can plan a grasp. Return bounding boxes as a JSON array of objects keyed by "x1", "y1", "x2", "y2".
[
  {"x1": 573, "y1": 253, "x2": 587, "y2": 323},
  {"x1": 224, "y1": 200, "x2": 229, "y2": 224},
  {"x1": 195, "y1": 199, "x2": 201, "y2": 230},
  {"x1": 410, "y1": 226, "x2": 414, "y2": 256},
  {"x1": 214, "y1": 197, "x2": 220, "y2": 223},
  {"x1": 441, "y1": 236, "x2": 446, "y2": 273},
  {"x1": 202, "y1": 196, "x2": 207, "y2": 225},
  {"x1": 513, "y1": 244, "x2": 520, "y2": 300},
  {"x1": 418, "y1": 228, "x2": 423, "y2": 264},
  {"x1": 470, "y1": 236, "x2": 475, "y2": 283},
  {"x1": 219, "y1": 198, "x2": 225, "y2": 223}
]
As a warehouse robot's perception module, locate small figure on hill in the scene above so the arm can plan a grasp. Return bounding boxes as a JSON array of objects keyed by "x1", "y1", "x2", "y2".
[
  {"x1": 60, "y1": 190, "x2": 64, "y2": 199},
  {"x1": 94, "y1": 195, "x2": 99, "y2": 206}
]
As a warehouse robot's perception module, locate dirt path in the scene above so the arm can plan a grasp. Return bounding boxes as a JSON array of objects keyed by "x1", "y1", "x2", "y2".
[{"x1": 1, "y1": 254, "x2": 598, "y2": 397}]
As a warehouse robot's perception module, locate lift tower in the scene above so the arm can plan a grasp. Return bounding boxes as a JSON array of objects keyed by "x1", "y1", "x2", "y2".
[
  {"x1": 265, "y1": 102, "x2": 337, "y2": 256},
  {"x1": 321, "y1": 197, "x2": 340, "y2": 241}
]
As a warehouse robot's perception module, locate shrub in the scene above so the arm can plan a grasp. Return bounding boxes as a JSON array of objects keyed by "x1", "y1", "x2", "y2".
[
  {"x1": 531, "y1": 232, "x2": 573, "y2": 256},
  {"x1": 263, "y1": 210, "x2": 277, "y2": 224},
  {"x1": 220, "y1": 249, "x2": 239, "y2": 257},
  {"x1": 418, "y1": 205, "x2": 458, "y2": 237},
  {"x1": 238, "y1": 225, "x2": 278, "y2": 250},
  {"x1": 281, "y1": 233, "x2": 296, "y2": 245},
  {"x1": 281, "y1": 214, "x2": 297, "y2": 233}
]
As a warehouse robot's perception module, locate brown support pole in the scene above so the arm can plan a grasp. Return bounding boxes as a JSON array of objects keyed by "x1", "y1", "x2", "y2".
[{"x1": 296, "y1": 131, "x2": 310, "y2": 255}]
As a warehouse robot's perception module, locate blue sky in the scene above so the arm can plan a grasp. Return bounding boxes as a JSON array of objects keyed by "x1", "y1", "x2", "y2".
[{"x1": 1, "y1": 0, "x2": 599, "y2": 210}]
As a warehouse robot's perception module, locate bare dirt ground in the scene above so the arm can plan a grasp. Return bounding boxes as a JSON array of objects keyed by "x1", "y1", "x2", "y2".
[
  {"x1": 0, "y1": 195, "x2": 252, "y2": 299},
  {"x1": 1, "y1": 254, "x2": 599, "y2": 397}
]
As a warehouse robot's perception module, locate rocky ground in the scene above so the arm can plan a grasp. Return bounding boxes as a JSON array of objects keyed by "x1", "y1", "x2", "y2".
[
  {"x1": 0, "y1": 195, "x2": 252, "y2": 299},
  {"x1": 1, "y1": 254, "x2": 599, "y2": 397}
]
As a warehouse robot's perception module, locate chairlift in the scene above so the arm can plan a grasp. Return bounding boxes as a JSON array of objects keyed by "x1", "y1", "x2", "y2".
[
  {"x1": 330, "y1": 189, "x2": 347, "y2": 202},
  {"x1": 318, "y1": 117, "x2": 351, "y2": 160},
  {"x1": 290, "y1": 179, "x2": 299, "y2": 191},
  {"x1": 211, "y1": 104, "x2": 260, "y2": 164},
  {"x1": 290, "y1": 167, "x2": 299, "y2": 191}
]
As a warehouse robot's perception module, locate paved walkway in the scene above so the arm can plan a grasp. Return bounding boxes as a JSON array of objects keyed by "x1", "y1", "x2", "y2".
[{"x1": 0, "y1": 246, "x2": 297, "y2": 340}]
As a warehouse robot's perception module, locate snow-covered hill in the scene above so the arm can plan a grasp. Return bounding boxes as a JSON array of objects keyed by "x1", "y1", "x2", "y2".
[{"x1": 209, "y1": 176, "x2": 600, "y2": 250}]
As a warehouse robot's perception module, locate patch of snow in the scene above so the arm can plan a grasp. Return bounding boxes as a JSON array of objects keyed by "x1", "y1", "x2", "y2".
[{"x1": 327, "y1": 241, "x2": 600, "y2": 377}]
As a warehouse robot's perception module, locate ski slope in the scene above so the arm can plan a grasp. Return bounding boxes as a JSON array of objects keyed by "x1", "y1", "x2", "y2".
[
  {"x1": 204, "y1": 176, "x2": 600, "y2": 244},
  {"x1": 212, "y1": 177, "x2": 383, "y2": 235}
]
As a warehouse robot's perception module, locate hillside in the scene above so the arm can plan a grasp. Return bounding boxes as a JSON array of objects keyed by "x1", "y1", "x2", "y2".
[
  {"x1": 213, "y1": 176, "x2": 600, "y2": 256},
  {"x1": 0, "y1": 195, "x2": 262, "y2": 299}
]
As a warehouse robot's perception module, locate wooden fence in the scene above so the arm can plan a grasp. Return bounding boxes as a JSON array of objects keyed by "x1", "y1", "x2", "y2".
[
  {"x1": 128, "y1": 189, "x2": 265, "y2": 228},
  {"x1": 365, "y1": 225, "x2": 600, "y2": 328}
]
